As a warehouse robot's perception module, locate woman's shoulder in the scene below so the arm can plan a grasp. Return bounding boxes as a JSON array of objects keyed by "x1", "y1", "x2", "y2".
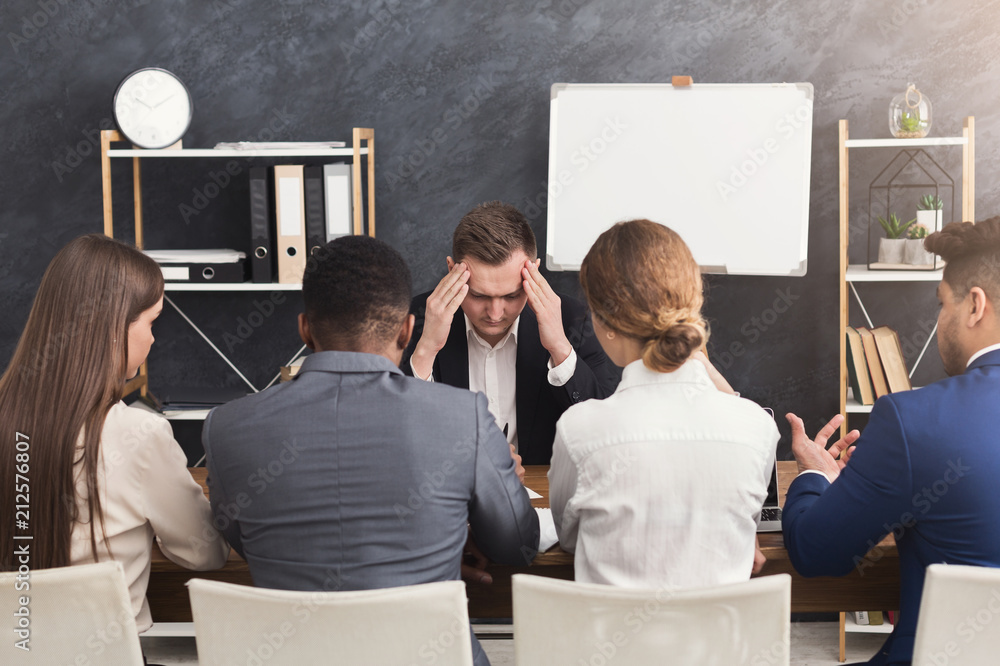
[{"x1": 100, "y1": 402, "x2": 174, "y2": 461}]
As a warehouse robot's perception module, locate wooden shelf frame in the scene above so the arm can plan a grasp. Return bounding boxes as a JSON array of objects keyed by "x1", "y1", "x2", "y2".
[
  {"x1": 836, "y1": 116, "x2": 974, "y2": 662},
  {"x1": 100, "y1": 127, "x2": 375, "y2": 400}
]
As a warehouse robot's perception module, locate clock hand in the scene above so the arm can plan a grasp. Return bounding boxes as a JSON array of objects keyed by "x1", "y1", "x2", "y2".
[{"x1": 150, "y1": 93, "x2": 176, "y2": 110}]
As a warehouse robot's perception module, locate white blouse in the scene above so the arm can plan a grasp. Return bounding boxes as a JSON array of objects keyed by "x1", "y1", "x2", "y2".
[
  {"x1": 70, "y1": 402, "x2": 229, "y2": 631},
  {"x1": 549, "y1": 359, "x2": 778, "y2": 590}
]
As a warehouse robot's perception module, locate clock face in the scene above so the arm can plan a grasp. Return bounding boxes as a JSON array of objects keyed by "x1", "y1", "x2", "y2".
[{"x1": 113, "y1": 68, "x2": 192, "y2": 149}]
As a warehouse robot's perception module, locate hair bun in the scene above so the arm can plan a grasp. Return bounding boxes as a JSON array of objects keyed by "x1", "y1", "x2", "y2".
[{"x1": 643, "y1": 322, "x2": 704, "y2": 373}]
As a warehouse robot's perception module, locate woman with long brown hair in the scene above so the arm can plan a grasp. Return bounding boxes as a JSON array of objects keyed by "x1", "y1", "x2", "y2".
[
  {"x1": 0, "y1": 233, "x2": 228, "y2": 632},
  {"x1": 549, "y1": 219, "x2": 778, "y2": 589}
]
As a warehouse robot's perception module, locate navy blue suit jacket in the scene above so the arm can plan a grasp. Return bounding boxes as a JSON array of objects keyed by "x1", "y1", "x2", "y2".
[
  {"x1": 402, "y1": 291, "x2": 620, "y2": 465},
  {"x1": 782, "y1": 349, "x2": 1000, "y2": 665}
]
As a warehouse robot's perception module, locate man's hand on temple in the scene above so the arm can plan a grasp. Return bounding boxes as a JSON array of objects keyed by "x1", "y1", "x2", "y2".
[
  {"x1": 522, "y1": 259, "x2": 572, "y2": 366},
  {"x1": 411, "y1": 260, "x2": 469, "y2": 379}
]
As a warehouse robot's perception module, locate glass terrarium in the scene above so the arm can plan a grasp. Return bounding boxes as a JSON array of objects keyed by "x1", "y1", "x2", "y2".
[
  {"x1": 889, "y1": 84, "x2": 932, "y2": 138},
  {"x1": 867, "y1": 149, "x2": 951, "y2": 270}
]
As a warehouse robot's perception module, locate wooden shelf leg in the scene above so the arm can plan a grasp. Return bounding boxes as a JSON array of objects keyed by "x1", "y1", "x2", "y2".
[
  {"x1": 839, "y1": 611, "x2": 846, "y2": 662},
  {"x1": 352, "y1": 127, "x2": 375, "y2": 237}
]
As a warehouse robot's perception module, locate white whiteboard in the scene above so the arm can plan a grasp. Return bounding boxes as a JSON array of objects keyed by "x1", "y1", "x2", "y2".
[{"x1": 546, "y1": 82, "x2": 813, "y2": 275}]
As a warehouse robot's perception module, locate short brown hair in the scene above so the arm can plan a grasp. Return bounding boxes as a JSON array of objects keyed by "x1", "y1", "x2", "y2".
[
  {"x1": 452, "y1": 201, "x2": 537, "y2": 265},
  {"x1": 580, "y1": 219, "x2": 707, "y2": 372},
  {"x1": 925, "y1": 217, "x2": 1000, "y2": 305}
]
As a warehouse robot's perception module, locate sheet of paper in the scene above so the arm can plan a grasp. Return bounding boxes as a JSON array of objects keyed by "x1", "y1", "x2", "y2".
[
  {"x1": 535, "y1": 508, "x2": 559, "y2": 552},
  {"x1": 525, "y1": 486, "x2": 542, "y2": 499}
]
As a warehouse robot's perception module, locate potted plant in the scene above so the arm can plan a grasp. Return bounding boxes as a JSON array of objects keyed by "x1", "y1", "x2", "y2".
[
  {"x1": 916, "y1": 194, "x2": 943, "y2": 231},
  {"x1": 904, "y1": 224, "x2": 935, "y2": 265},
  {"x1": 877, "y1": 213, "x2": 915, "y2": 264}
]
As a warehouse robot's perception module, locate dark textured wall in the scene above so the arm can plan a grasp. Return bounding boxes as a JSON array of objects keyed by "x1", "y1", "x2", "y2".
[{"x1": 3, "y1": 0, "x2": 999, "y2": 459}]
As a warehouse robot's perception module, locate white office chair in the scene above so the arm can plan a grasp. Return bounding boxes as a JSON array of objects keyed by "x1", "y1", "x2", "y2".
[
  {"x1": 513, "y1": 573, "x2": 791, "y2": 666},
  {"x1": 187, "y1": 578, "x2": 473, "y2": 665},
  {"x1": 912, "y1": 563, "x2": 1000, "y2": 666},
  {"x1": 0, "y1": 560, "x2": 143, "y2": 664}
]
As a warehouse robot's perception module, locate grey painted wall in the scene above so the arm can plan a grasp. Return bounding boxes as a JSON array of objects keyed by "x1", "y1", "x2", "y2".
[{"x1": 3, "y1": 0, "x2": 998, "y2": 458}]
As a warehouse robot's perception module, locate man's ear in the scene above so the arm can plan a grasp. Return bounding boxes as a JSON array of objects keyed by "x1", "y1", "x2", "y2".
[
  {"x1": 968, "y1": 286, "x2": 990, "y2": 327},
  {"x1": 298, "y1": 313, "x2": 315, "y2": 350},
  {"x1": 446, "y1": 256, "x2": 455, "y2": 271},
  {"x1": 397, "y1": 314, "x2": 415, "y2": 350}
]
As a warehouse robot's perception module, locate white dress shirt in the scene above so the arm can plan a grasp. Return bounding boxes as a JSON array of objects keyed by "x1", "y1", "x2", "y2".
[
  {"x1": 466, "y1": 315, "x2": 521, "y2": 449},
  {"x1": 70, "y1": 402, "x2": 229, "y2": 631},
  {"x1": 549, "y1": 358, "x2": 778, "y2": 590},
  {"x1": 411, "y1": 313, "x2": 579, "y2": 453}
]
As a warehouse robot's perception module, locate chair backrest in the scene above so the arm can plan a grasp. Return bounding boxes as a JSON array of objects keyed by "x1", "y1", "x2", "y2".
[
  {"x1": 0, "y1": 560, "x2": 143, "y2": 664},
  {"x1": 513, "y1": 573, "x2": 791, "y2": 666},
  {"x1": 913, "y1": 563, "x2": 1000, "y2": 666},
  {"x1": 188, "y1": 578, "x2": 473, "y2": 666}
]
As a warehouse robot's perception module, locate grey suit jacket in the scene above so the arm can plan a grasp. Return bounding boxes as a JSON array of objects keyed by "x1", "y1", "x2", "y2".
[{"x1": 203, "y1": 352, "x2": 539, "y2": 665}]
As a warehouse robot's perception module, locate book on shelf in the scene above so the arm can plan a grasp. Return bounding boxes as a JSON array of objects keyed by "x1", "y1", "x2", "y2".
[
  {"x1": 323, "y1": 164, "x2": 353, "y2": 239},
  {"x1": 871, "y1": 326, "x2": 912, "y2": 393},
  {"x1": 853, "y1": 610, "x2": 869, "y2": 625},
  {"x1": 213, "y1": 141, "x2": 346, "y2": 150},
  {"x1": 856, "y1": 327, "x2": 890, "y2": 399},
  {"x1": 303, "y1": 166, "x2": 326, "y2": 257},
  {"x1": 248, "y1": 167, "x2": 275, "y2": 283},
  {"x1": 846, "y1": 327, "x2": 875, "y2": 406},
  {"x1": 868, "y1": 611, "x2": 884, "y2": 626},
  {"x1": 274, "y1": 165, "x2": 307, "y2": 284}
]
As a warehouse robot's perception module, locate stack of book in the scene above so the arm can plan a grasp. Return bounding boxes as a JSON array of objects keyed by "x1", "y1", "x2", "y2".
[{"x1": 845, "y1": 326, "x2": 912, "y2": 406}]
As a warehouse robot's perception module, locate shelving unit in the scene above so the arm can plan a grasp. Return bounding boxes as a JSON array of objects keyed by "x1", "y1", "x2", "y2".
[
  {"x1": 838, "y1": 117, "x2": 973, "y2": 432},
  {"x1": 836, "y1": 117, "x2": 974, "y2": 662},
  {"x1": 100, "y1": 127, "x2": 375, "y2": 409}
]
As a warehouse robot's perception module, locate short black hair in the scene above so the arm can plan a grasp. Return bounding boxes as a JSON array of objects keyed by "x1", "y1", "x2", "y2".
[
  {"x1": 302, "y1": 235, "x2": 412, "y2": 349},
  {"x1": 925, "y1": 217, "x2": 1000, "y2": 305}
]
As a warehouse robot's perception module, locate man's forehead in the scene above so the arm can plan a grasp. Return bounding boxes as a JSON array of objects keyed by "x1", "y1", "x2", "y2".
[{"x1": 465, "y1": 252, "x2": 530, "y2": 295}]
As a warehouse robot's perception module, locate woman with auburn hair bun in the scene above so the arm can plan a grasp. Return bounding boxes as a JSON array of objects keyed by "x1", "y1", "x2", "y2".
[
  {"x1": 0, "y1": 234, "x2": 229, "y2": 636},
  {"x1": 549, "y1": 219, "x2": 778, "y2": 589}
]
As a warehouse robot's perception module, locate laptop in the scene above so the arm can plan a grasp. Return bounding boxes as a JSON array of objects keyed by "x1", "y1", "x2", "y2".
[{"x1": 756, "y1": 459, "x2": 782, "y2": 533}]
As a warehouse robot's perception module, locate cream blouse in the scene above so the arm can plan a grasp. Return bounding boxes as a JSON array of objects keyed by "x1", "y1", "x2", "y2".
[{"x1": 70, "y1": 401, "x2": 229, "y2": 631}]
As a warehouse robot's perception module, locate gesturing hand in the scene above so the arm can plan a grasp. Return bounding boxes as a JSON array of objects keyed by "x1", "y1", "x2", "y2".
[
  {"x1": 786, "y1": 413, "x2": 860, "y2": 483},
  {"x1": 522, "y1": 259, "x2": 572, "y2": 366},
  {"x1": 411, "y1": 259, "x2": 469, "y2": 379}
]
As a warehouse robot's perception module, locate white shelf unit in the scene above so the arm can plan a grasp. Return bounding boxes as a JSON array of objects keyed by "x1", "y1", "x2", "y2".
[
  {"x1": 100, "y1": 128, "x2": 374, "y2": 404},
  {"x1": 108, "y1": 147, "x2": 366, "y2": 158},
  {"x1": 163, "y1": 282, "x2": 303, "y2": 292},
  {"x1": 844, "y1": 613, "x2": 895, "y2": 634},
  {"x1": 836, "y1": 118, "x2": 974, "y2": 658}
]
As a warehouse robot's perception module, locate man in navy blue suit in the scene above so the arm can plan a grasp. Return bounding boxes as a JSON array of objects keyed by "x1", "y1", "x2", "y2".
[{"x1": 782, "y1": 218, "x2": 1000, "y2": 665}]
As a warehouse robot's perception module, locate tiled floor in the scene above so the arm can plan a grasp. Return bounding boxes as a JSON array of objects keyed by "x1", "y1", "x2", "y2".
[{"x1": 142, "y1": 622, "x2": 888, "y2": 664}]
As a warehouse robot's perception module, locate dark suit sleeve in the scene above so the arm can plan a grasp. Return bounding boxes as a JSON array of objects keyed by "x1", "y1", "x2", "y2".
[
  {"x1": 782, "y1": 396, "x2": 913, "y2": 577},
  {"x1": 468, "y1": 393, "x2": 540, "y2": 565},
  {"x1": 551, "y1": 295, "x2": 621, "y2": 408},
  {"x1": 202, "y1": 408, "x2": 245, "y2": 558},
  {"x1": 400, "y1": 293, "x2": 428, "y2": 377}
]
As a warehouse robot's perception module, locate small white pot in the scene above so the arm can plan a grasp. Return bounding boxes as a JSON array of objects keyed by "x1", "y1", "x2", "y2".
[
  {"x1": 915, "y1": 209, "x2": 942, "y2": 231},
  {"x1": 878, "y1": 238, "x2": 907, "y2": 264},
  {"x1": 905, "y1": 239, "x2": 935, "y2": 265}
]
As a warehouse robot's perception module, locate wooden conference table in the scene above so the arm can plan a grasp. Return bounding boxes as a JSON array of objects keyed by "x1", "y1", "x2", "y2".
[{"x1": 147, "y1": 462, "x2": 899, "y2": 622}]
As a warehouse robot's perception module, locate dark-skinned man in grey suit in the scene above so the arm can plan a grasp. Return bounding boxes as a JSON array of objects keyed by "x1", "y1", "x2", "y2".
[{"x1": 203, "y1": 235, "x2": 539, "y2": 666}]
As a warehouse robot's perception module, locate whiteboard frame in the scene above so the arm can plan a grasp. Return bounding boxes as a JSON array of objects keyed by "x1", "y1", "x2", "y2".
[{"x1": 545, "y1": 82, "x2": 813, "y2": 276}]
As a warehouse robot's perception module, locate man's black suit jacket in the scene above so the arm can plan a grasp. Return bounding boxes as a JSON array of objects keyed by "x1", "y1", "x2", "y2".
[{"x1": 402, "y1": 291, "x2": 621, "y2": 465}]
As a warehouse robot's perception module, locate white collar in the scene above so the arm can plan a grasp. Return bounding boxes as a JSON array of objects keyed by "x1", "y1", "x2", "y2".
[
  {"x1": 465, "y1": 314, "x2": 521, "y2": 350},
  {"x1": 617, "y1": 357, "x2": 714, "y2": 391},
  {"x1": 967, "y1": 343, "x2": 1000, "y2": 368}
]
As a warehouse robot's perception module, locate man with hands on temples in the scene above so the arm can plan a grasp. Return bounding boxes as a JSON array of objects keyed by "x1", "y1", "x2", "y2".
[{"x1": 402, "y1": 201, "x2": 620, "y2": 465}]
